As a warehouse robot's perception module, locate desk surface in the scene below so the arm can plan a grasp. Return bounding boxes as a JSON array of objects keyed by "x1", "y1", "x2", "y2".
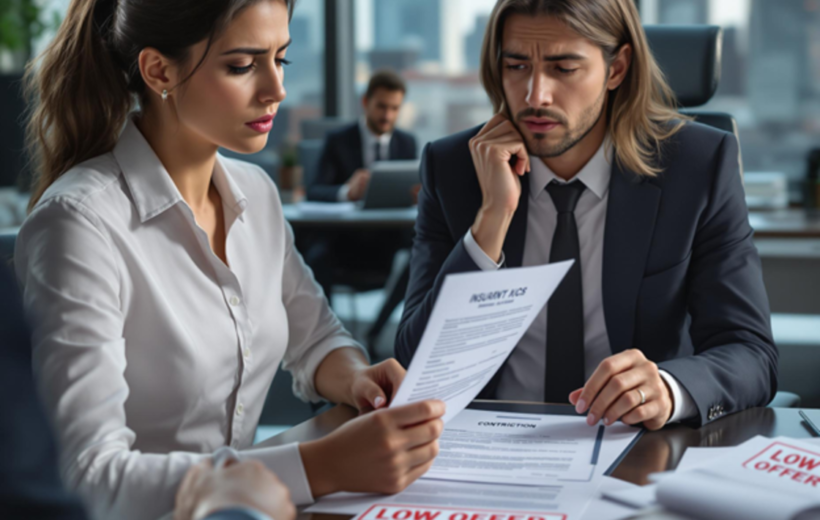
[
  {"x1": 282, "y1": 204, "x2": 417, "y2": 228},
  {"x1": 258, "y1": 402, "x2": 814, "y2": 519}
]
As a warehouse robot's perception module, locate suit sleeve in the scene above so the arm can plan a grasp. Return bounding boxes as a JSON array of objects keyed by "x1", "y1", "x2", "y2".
[
  {"x1": 306, "y1": 137, "x2": 345, "y2": 202},
  {"x1": 657, "y1": 133, "x2": 778, "y2": 426},
  {"x1": 0, "y1": 267, "x2": 87, "y2": 520},
  {"x1": 395, "y1": 142, "x2": 482, "y2": 367}
]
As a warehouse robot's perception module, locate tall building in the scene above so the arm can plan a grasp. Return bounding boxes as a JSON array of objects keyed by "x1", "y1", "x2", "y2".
[
  {"x1": 716, "y1": 26, "x2": 745, "y2": 97},
  {"x1": 748, "y1": 0, "x2": 812, "y2": 122},
  {"x1": 464, "y1": 15, "x2": 490, "y2": 71},
  {"x1": 374, "y1": 0, "x2": 442, "y2": 62},
  {"x1": 658, "y1": 0, "x2": 708, "y2": 24}
]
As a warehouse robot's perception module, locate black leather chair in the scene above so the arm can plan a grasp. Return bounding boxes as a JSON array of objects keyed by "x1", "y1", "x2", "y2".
[
  {"x1": 644, "y1": 25, "x2": 744, "y2": 176},
  {"x1": 0, "y1": 229, "x2": 15, "y2": 268},
  {"x1": 645, "y1": 25, "x2": 798, "y2": 408}
]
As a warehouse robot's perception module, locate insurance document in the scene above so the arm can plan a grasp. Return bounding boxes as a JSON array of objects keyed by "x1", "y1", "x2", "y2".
[
  {"x1": 423, "y1": 409, "x2": 640, "y2": 486},
  {"x1": 390, "y1": 262, "x2": 573, "y2": 423}
]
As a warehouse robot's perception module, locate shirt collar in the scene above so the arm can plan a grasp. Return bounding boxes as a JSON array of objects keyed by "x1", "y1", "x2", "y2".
[
  {"x1": 113, "y1": 117, "x2": 248, "y2": 223},
  {"x1": 529, "y1": 137, "x2": 613, "y2": 200},
  {"x1": 359, "y1": 117, "x2": 392, "y2": 145}
]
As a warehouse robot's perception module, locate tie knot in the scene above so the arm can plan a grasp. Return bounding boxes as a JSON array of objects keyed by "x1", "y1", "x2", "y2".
[{"x1": 546, "y1": 181, "x2": 586, "y2": 214}]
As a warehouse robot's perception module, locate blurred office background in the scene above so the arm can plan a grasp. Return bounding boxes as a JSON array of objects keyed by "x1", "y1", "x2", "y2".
[{"x1": 1, "y1": 0, "x2": 819, "y2": 439}]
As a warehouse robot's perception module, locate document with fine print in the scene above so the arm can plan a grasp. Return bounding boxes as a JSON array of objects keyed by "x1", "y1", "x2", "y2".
[{"x1": 390, "y1": 261, "x2": 573, "y2": 423}]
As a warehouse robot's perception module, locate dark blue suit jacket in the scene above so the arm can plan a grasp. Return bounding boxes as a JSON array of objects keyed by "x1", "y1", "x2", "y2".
[
  {"x1": 0, "y1": 265, "x2": 265, "y2": 518},
  {"x1": 395, "y1": 122, "x2": 778, "y2": 427},
  {"x1": 307, "y1": 123, "x2": 418, "y2": 202}
]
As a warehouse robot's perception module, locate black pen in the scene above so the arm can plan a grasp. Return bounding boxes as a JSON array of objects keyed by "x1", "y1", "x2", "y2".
[{"x1": 799, "y1": 410, "x2": 820, "y2": 437}]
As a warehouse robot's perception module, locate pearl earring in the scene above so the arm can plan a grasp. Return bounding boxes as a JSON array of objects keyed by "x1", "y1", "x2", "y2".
[{"x1": 162, "y1": 89, "x2": 168, "y2": 102}]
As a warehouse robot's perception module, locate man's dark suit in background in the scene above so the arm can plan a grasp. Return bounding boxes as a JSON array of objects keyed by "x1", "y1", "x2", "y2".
[
  {"x1": 395, "y1": 122, "x2": 777, "y2": 427},
  {"x1": 307, "y1": 123, "x2": 417, "y2": 202}
]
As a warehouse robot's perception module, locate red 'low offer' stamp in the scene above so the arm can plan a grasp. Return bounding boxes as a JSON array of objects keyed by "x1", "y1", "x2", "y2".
[
  {"x1": 742, "y1": 441, "x2": 820, "y2": 486},
  {"x1": 354, "y1": 505, "x2": 566, "y2": 520}
]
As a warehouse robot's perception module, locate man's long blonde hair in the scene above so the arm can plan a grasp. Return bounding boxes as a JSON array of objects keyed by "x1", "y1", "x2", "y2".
[{"x1": 480, "y1": 0, "x2": 687, "y2": 176}]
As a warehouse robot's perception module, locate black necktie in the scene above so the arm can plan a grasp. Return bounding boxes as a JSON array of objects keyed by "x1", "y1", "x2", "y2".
[
  {"x1": 374, "y1": 141, "x2": 382, "y2": 162},
  {"x1": 544, "y1": 181, "x2": 587, "y2": 403}
]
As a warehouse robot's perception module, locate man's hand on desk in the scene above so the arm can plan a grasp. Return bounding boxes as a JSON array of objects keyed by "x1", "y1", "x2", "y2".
[
  {"x1": 300, "y1": 400, "x2": 445, "y2": 497},
  {"x1": 349, "y1": 358, "x2": 406, "y2": 413},
  {"x1": 346, "y1": 169, "x2": 371, "y2": 201},
  {"x1": 569, "y1": 349, "x2": 674, "y2": 431}
]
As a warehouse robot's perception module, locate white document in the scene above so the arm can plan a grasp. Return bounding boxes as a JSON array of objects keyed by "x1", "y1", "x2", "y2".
[
  {"x1": 656, "y1": 436, "x2": 820, "y2": 520},
  {"x1": 390, "y1": 262, "x2": 573, "y2": 422},
  {"x1": 306, "y1": 479, "x2": 597, "y2": 520},
  {"x1": 423, "y1": 409, "x2": 625, "y2": 485},
  {"x1": 581, "y1": 477, "x2": 643, "y2": 520}
]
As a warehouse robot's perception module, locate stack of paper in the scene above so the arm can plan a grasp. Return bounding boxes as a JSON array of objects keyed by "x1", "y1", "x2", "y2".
[
  {"x1": 604, "y1": 436, "x2": 820, "y2": 519},
  {"x1": 655, "y1": 436, "x2": 820, "y2": 520}
]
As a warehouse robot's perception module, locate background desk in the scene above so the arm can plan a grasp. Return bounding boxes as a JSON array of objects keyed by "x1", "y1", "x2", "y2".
[
  {"x1": 281, "y1": 205, "x2": 417, "y2": 229},
  {"x1": 258, "y1": 402, "x2": 815, "y2": 520}
]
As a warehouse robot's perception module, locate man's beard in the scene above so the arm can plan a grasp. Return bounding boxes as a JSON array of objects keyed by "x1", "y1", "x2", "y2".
[
  {"x1": 366, "y1": 116, "x2": 392, "y2": 135},
  {"x1": 515, "y1": 85, "x2": 607, "y2": 159}
]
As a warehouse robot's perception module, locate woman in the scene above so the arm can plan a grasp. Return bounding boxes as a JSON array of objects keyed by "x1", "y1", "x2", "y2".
[{"x1": 15, "y1": 1, "x2": 444, "y2": 519}]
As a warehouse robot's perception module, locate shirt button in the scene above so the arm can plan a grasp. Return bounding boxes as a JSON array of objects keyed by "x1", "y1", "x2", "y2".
[
  {"x1": 236, "y1": 403, "x2": 244, "y2": 416},
  {"x1": 243, "y1": 347, "x2": 251, "y2": 359},
  {"x1": 229, "y1": 296, "x2": 240, "y2": 306}
]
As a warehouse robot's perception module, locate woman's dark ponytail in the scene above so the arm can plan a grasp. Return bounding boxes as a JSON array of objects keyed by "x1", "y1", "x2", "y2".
[{"x1": 25, "y1": 0, "x2": 131, "y2": 210}]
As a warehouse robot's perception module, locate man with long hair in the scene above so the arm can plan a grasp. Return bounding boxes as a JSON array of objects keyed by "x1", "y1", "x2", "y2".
[{"x1": 396, "y1": 0, "x2": 776, "y2": 430}]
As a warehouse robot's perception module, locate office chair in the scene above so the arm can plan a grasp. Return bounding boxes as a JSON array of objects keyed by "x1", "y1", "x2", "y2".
[
  {"x1": 645, "y1": 25, "x2": 798, "y2": 409},
  {"x1": 644, "y1": 25, "x2": 743, "y2": 177},
  {"x1": 0, "y1": 229, "x2": 16, "y2": 267}
]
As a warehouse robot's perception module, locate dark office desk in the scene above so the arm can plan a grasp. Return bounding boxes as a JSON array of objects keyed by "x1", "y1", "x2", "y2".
[{"x1": 257, "y1": 401, "x2": 815, "y2": 520}]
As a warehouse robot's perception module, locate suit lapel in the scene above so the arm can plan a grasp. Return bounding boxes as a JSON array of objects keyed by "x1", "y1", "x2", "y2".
[
  {"x1": 602, "y1": 161, "x2": 662, "y2": 354},
  {"x1": 389, "y1": 133, "x2": 400, "y2": 160},
  {"x1": 503, "y1": 173, "x2": 530, "y2": 268},
  {"x1": 350, "y1": 125, "x2": 364, "y2": 173}
]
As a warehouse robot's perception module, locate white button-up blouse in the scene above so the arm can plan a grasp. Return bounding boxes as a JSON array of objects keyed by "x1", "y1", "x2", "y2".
[{"x1": 14, "y1": 119, "x2": 364, "y2": 520}]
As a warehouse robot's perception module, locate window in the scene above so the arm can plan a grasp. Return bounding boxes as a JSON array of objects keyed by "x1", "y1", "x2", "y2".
[
  {"x1": 354, "y1": 0, "x2": 497, "y2": 148},
  {"x1": 221, "y1": 0, "x2": 325, "y2": 177},
  {"x1": 641, "y1": 0, "x2": 820, "y2": 201}
]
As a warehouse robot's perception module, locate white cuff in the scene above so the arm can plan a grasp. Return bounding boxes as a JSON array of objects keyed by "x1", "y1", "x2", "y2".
[
  {"x1": 337, "y1": 184, "x2": 351, "y2": 202},
  {"x1": 659, "y1": 370, "x2": 698, "y2": 424},
  {"x1": 241, "y1": 442, "x2": 314, "y2": 506},
  {"x1": 463, "y1": 229, "x2": 505, "y2": 271}
]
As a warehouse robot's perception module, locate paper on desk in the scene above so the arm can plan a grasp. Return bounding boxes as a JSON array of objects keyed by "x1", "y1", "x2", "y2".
[
  {"x1": 306, "y1": 479, "x2": 596, "y2": 520},
  {"x1": 305, "y1": 408, "x2": 642, "y2": 520},
  {"x1": 390, "y1": 262, "x2": 573, "y2": 423},
  {"x1": 656, "y1": 435, "x2": 820, "y2": 520},
  {"x1": 422, "y1": 409, "x2": 640, "y2": 486}
]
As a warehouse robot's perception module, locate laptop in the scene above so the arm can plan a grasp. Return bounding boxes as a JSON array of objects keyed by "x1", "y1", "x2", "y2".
[{"x1": 359, "y1": 160, "x2": 421, "y2": 210}]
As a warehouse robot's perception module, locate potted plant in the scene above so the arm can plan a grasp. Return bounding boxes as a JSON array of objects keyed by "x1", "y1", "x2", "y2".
[
  {"x1": 1, "y1": 0, "x2": 57, "y2": 190},
  {"x1": 1, "y1": 0, "x2": 53, "y2": 70},
  {"x1": 278, "y1": 141, "x2": 303, "y2": 203}
]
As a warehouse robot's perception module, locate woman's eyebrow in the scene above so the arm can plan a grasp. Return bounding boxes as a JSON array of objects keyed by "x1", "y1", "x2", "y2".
[{"x1": 221, "y1": 38, "x2": 292, "y2": 56}]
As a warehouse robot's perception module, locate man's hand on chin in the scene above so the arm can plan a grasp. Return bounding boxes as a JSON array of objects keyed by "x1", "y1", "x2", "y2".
[{"x1": 569, "y1": 349, "x2": 674, "y2": 431}]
